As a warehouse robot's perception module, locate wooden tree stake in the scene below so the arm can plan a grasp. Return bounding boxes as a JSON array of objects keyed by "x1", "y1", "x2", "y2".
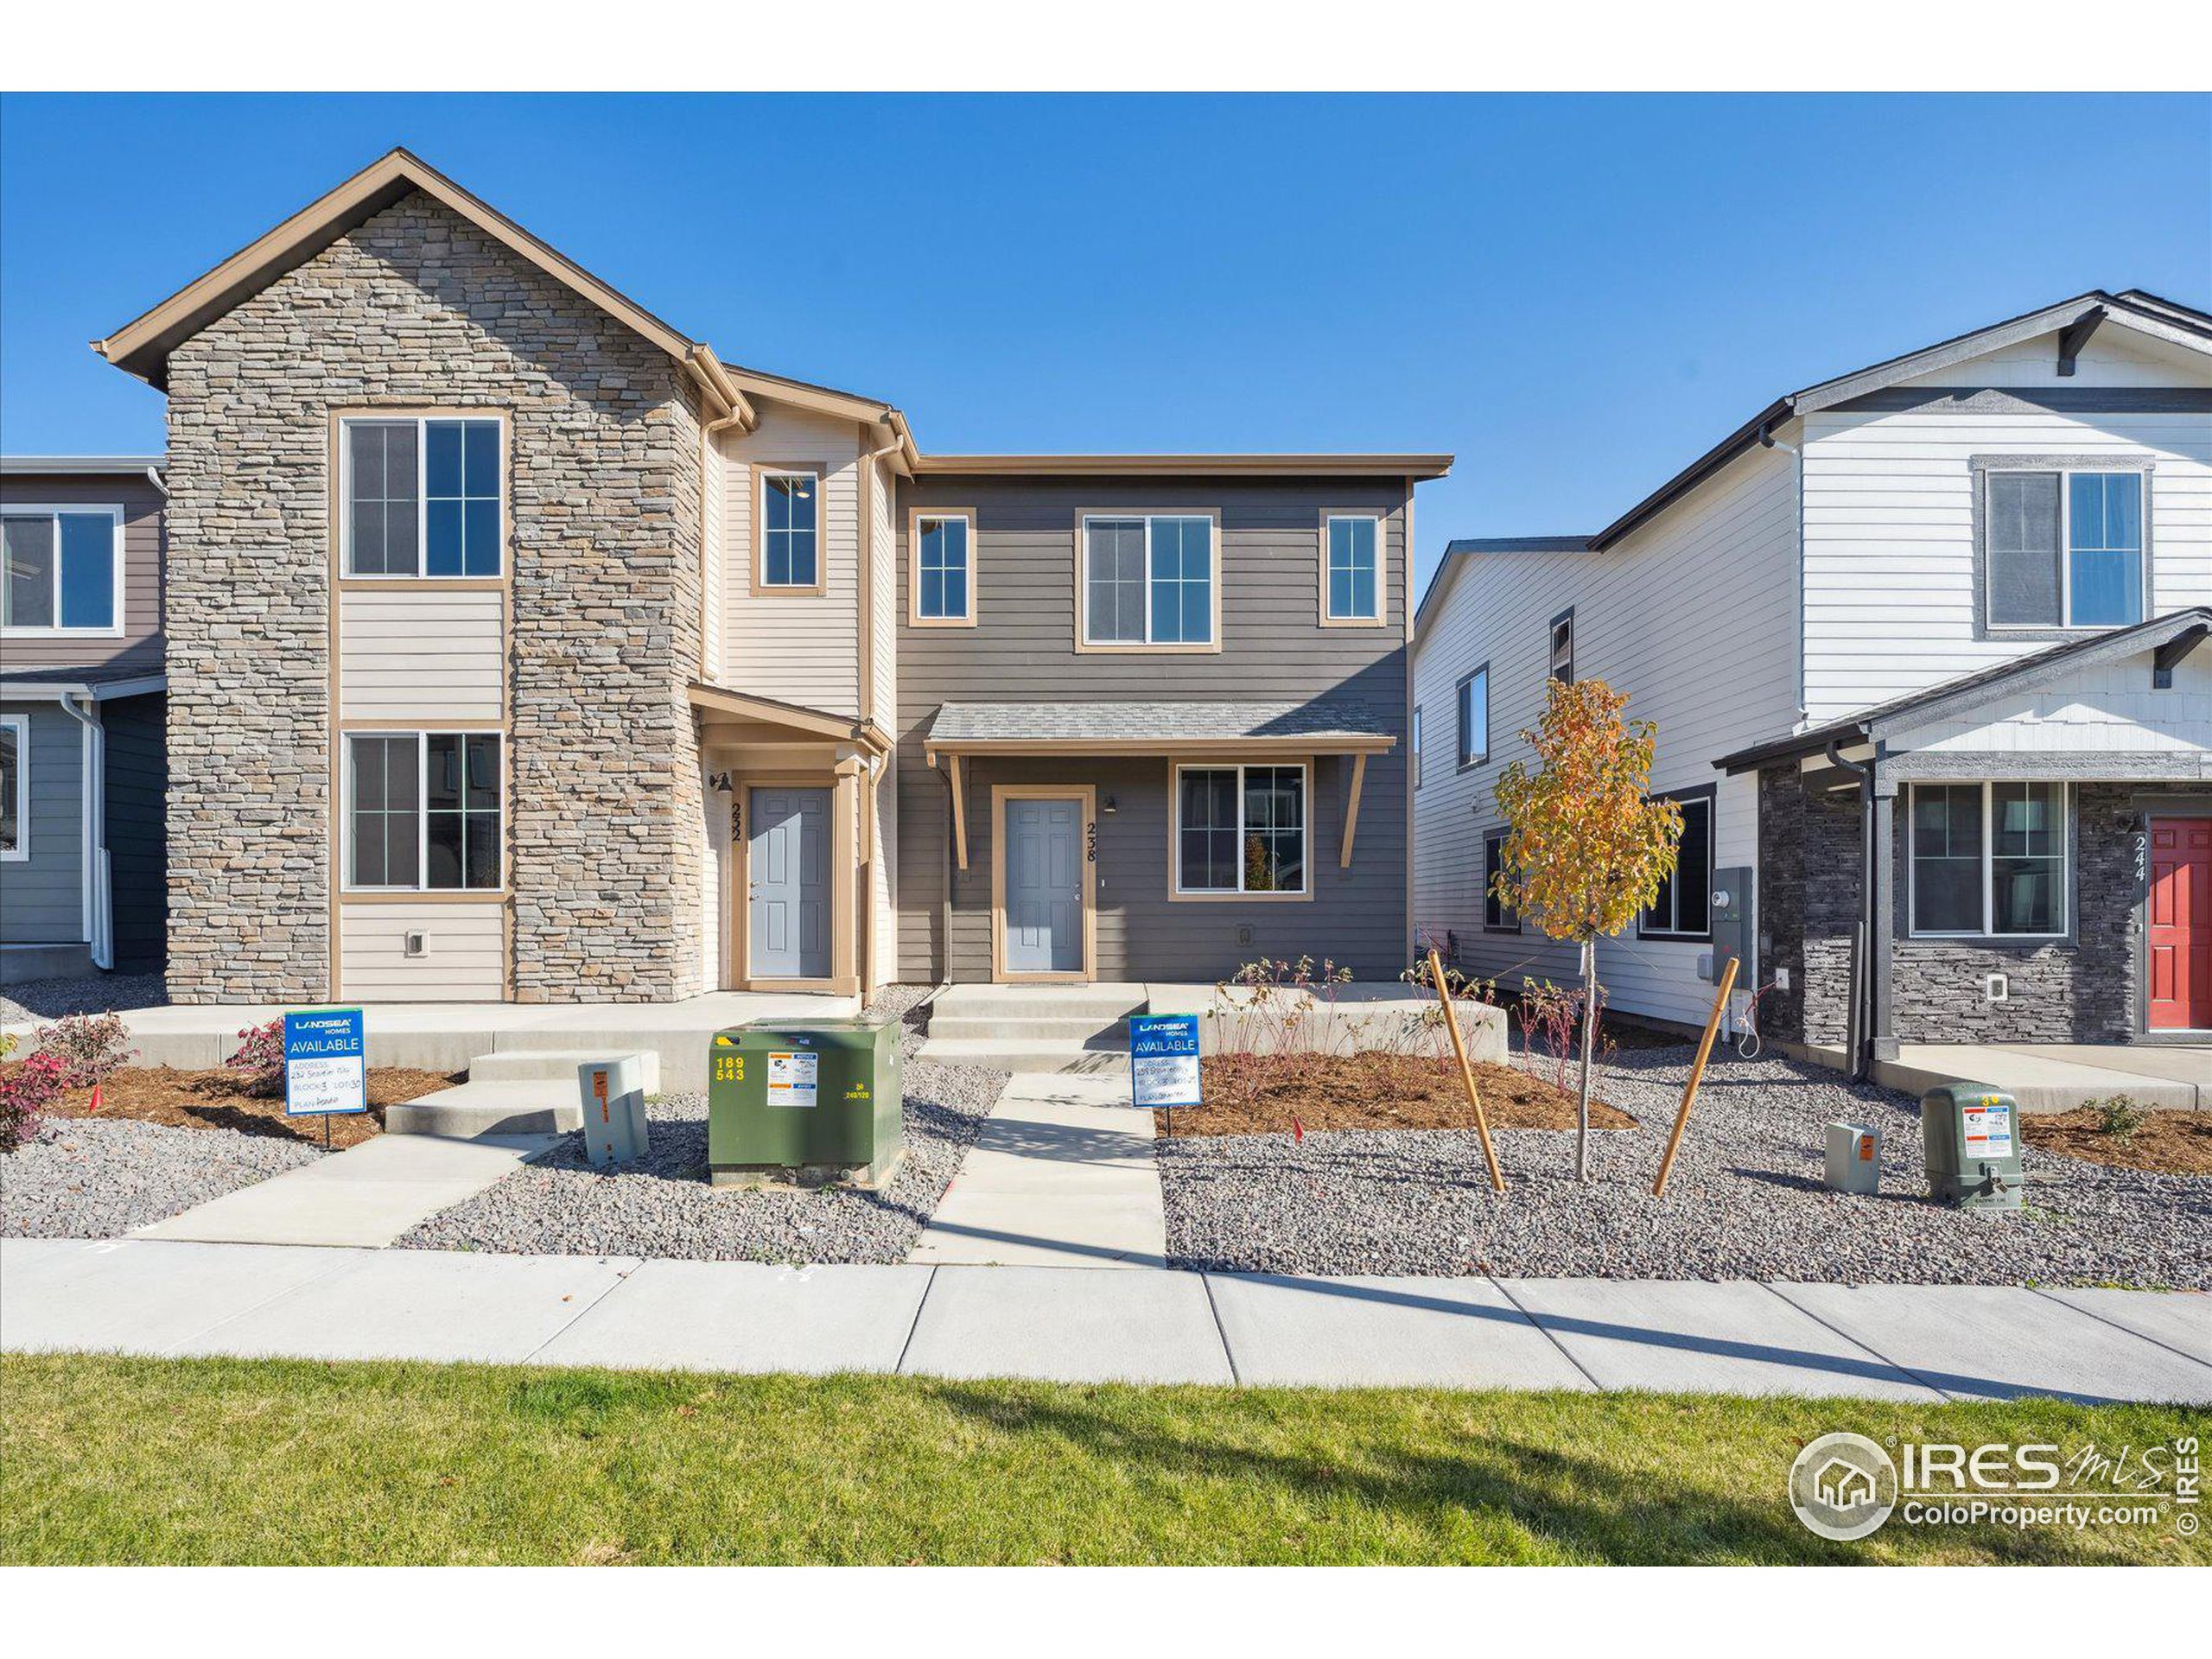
[
  {"x1": 1654, "y1": 955, "x2": 1738, "y2": 1198},
  {"x1": 1429, "y1": 948, "x2": 1505, "y2": 1192}
]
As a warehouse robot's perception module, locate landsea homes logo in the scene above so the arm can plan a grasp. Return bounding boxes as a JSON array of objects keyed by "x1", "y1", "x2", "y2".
[{"x1": 1789, "y1": 1432, "x2": 2201, "y2": 1541}]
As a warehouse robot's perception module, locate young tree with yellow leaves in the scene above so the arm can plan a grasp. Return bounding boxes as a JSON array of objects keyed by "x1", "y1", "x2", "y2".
[{"x1": 1492, "y1": 677, "x2": 1683, "y2": 1181}]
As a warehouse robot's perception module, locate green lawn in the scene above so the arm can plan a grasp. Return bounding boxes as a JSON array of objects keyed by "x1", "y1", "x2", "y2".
[{"x1": 3, "y1": 1352, "x2": 2205, "y2": 1565}]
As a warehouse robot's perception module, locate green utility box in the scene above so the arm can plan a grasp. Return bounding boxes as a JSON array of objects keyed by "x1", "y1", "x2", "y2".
[
  {"x1": 706, "y1": 1018, "x2": 903, "y2": 1188},
  {"x1": 1921, "y1": 1083, "x2": 2024, "y2": 1211}
]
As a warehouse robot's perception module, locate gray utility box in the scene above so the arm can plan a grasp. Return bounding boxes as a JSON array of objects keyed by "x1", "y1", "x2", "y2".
[
  {"x1": 578, "y1": 1053, "x2": 652, "y2": 1167},
  {"x1": 1921, "y1": 1083, "x2": 2024, "y2": 1211},
  {"x1": 1824, "y1": 1121, "x2": 1883, "y2": 1195},
  {"x1": 1703, "y1": 866, "x2": 1755, "y2": 985}
]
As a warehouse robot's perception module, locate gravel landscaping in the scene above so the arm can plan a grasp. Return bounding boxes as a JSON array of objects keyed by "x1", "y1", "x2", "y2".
[
  {"x1": 2, "y1": 1118, "x2": 322, "y2": 1240},
  {"x1": 396, "y1": 988, "x2": 1010, "y2": 1263},
  {"x1": 0, "y1": 971, "x2": 167, "y2": 1027},
  {"x1": 1160, "y1": 1046, "x2": 2212, "y2": 1288}
]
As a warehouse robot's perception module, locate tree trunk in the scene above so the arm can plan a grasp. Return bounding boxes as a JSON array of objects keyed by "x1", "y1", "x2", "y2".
[{"x1": 1576, "y1": 937, "x2": 1598, "y2": 1181}]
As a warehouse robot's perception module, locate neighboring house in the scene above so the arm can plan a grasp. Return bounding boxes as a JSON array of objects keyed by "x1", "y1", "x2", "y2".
[
  {"x1": 0, "y1": 456, "x2": 169, "y2": 983},
  {"x1": 91, "y1": 148, "x2": 1442, "y2": 1004},
  {"x1": 1414, "y1": 291, "x2": 2212, "y2": 1062}
]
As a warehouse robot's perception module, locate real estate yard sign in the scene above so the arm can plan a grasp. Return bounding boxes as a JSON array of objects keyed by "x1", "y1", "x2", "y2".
[
  {"x1": 1129, "y1": 1014, "x2": 1201, "y2": 1110},
  {"x1": 283, "y1": 1007, "x2": 367, "y2": 1117}
]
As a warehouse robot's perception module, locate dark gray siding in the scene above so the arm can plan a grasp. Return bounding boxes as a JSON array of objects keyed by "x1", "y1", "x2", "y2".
[
  {"x1": 0, "y1": 698, "x2": 86, "y2": 944},
  {"x1": 0, "y1": 471, "x2": 165, "y2": 675},
  {"x1": 895, "y1": 474, "x2": 1412, "y2": 982},
  {"x1": 102, "y1": 690, "x2": 168, "y2": 972}
]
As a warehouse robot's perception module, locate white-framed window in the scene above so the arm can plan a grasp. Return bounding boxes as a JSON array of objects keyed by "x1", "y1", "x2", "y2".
[
  {"x1": 1456, "y1": 664, "x2": 1488, "y2": 767},
  {"x1": 1986, "y1": 468, "x2": 2145, "y2": 630},
  {"x1": 341, "y1": 416, "x2": 505, "y2": 578},
  {"x1": 1323, "y1": 513, "x2": 1382, "y2": 621},
  {"x1": 1483, "y1": 828, "x2": 1519, "y2": 932},
  {"x1": 1081, "y1": 514, "x2": 1216, "y2": 646},
  {"x1": 1909, "y1": 780, "x2": 2068, "y2": 938},
  {"x1": 0, "y1": 713, "x2": 26, "y2": 861},
  {"x1": 912, "y1": 510, "x2": 975, "y2": 623},
  {"x1": 758, "y1": 469, "x2": 823, "y2": 589},
  {"x1": 1640, "y1": 789, "x2": 1713, "y2": 941},
  {"x1": 1548, "y1": 607, "x2": 1574, "y2": 683},
  {"x1": 1174, "y1": 763, "x2": 1307, "y2": 895},
  {"x1": 345, "y1": 731, "x2": 505, "y2": 892},
  {"x1": 2, "y1": 505, "x2": 124, "y2": 636}
]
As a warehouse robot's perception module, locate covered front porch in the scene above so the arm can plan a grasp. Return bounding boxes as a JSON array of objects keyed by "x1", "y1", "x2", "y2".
[{"x1": 690, "y1": 683, "x2": 893, "y2": 1001}]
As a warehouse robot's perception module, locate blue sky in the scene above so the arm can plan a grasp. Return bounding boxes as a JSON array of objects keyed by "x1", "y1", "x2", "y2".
[{"x1": 3, "y1": 92, "x2": 2206, "y2": 596}]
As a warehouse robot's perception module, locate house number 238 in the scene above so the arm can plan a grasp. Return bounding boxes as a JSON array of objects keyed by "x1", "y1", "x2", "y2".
[{"x1": 1086, "y1": 821, "x2": 1098, "y2": 862}]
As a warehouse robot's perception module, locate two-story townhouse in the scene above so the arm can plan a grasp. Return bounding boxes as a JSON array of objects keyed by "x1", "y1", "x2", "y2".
[
  {"x1": 91, "y1": 147, "x2": 1442, "y2": 1005},
  {"x1": 1, "y1": 456, "x2": 169, "y2": 983},
  {"x1": 1414, "y1": 291, "x2": 2211, "y2": 1067}
]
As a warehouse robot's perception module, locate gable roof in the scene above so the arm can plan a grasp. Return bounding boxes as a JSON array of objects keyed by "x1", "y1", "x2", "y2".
[
  {"x1": 92, "y1": 146, "x2": 755, "y2": 420},
  {"x1": 1713, "y1": 607, "x2": 2212, "y2": 773}
]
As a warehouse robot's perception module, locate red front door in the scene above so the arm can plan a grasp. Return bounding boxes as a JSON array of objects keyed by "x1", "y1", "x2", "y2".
[{"x1": 2148, "y1": 817, "x2": 2212, "y2": 1031}]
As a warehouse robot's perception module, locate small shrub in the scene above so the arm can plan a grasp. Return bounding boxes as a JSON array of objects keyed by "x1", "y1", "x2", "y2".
[
  {"x1": 35, "y1": 1011, "x2": 139, "y2": 1090},
  {"x1": 1, "y1": 1049, "x2": 67, "y2": 1153},
  {"x1": 230, "y1": 1019, "x2": 287, "y2": 1098},
  {"x1": 1516, "y1": 977, "x2": 1614, "y2": 1100},
  {"x1": 2094, "y1": 1095, "x2": 2148, "y2": 1141}
]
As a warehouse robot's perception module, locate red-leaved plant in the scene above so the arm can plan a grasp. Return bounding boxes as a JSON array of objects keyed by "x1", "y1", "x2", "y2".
[
  {"x1": 231, "y1": 1019, "x2": 287, "y2": 1098},
  {"x1": 1, "y1": 1040, "x2": 65, "y2": 1153},
  {"x1": 35, "y1": 1012, "x2": 139, "y2": 1090}
]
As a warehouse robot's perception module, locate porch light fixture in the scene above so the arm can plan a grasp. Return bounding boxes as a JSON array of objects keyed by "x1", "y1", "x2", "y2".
[{"x1": 1103, "y1": 795, "x2": 1117, "y2": 814}]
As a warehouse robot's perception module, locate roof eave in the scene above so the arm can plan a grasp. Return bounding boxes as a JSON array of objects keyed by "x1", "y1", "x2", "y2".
[{"x1": 912, "y1": 454, "x2": 1452, "y2": 480}]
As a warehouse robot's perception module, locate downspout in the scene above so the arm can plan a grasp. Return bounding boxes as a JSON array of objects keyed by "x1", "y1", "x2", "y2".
[
  {"x1": 855, "y1": 418, "x2": 905, "y2": 995},
  {"x1": 1824, "y1": 738, "x2": 1872, "y2": 1080},
  {"x1": 56, "y1": 692, "x2": 111, "y2": 970},
  {"x1": 935, "y1": 754, "x2": 956, "y2": 987}
]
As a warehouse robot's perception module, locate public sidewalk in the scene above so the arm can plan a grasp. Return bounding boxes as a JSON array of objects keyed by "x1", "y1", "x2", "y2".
[
  {"x1": 4, "y1": 1237, "x2": 2208, "y2": 1402},
  {"x1": 908, "y1": 1073, "x2": 1166, "y2": 1268}
]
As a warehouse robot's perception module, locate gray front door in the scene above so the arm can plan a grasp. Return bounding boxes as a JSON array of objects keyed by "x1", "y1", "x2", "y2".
[
  {"x1": 750, "y1": 787, "x2": 830, "y2": 980},
  {"x1": 1005, "y1": 797, "x2": 1083, "y2": 975}
]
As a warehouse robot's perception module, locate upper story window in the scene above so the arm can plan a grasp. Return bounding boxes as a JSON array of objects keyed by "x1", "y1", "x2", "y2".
[
  {"x1": 1174, "y1": 763, "x2": 1306, "y2": 896},
  {"x1": 1909, "y1": 780, "x2": 2067, "y2": 938},
  {"x1": 1456, "y1": 664, "x2": 1489, "y2": 767},
  {"x1": 343, "y1": 416, "x2": 503, "y2": 579},
  {"x1": 1985, "y1": 467, "x2": 2145, "y2": 630},
  {"x1": 1411, "y1": 705, "x2": 1424, "y2": 790},
  {"x1": 1548, "y1": 607, "x2": 1574, "y2": 683},
  {"x1": 1322, "y1": 513, "x2": 1383, "y2": 623},
  {"x1": 2, "y1": 506, "x2": 122, "y2": 635},
  {"x1": 346, "y1": 730, "x2": 504, "y2": 892},
  {"x1": 759, "y1": 468, "x2": 822, "y2": 591},
  {"x1": 912, "y1": 509, "x2": 976, "y2": 625},
  {"x1": 1640, "y1": 789, "x2": 1713, "y2": 941},
  {"x1": 1079, "y1": 513, "x2": 1217, "y2": 649}
]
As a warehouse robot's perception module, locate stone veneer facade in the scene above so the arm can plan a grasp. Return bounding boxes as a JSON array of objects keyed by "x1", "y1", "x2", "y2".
[
  {"x1": 163, "y1": 191, "x2": 707, "y2": 1002},
  {"x1": 1758, "y1": 768, "x2": 2212, "y2": 1048}
]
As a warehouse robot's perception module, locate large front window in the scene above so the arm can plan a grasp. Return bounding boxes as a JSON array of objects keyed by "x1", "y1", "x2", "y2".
[
  {"x1": 343, "y1": 416, "x2": 504, "y2": 578},
  {"x1": 3, "y1": 507, "x2": 121, "y2": 633},
  {"x1": 347, "y1": 732, "x2": 504, "y2": 891},
  {"x1": 1910, "y1": 781, "x2": 2067, "y2": 938},
  {"x1": 1986, "y1": 468, "x2": 2144, "y2": 630},
  {"x1": 1175, "y1": 764, "x2": 1306, "y2": 895},
  {"x1": 1082, "y1": 514, "x2": 1215, "y2": 646}
]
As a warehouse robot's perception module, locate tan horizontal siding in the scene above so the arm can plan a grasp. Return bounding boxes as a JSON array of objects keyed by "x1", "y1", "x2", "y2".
[{"x1": 338, "y1": 900, "x2": 505, "y2": 1000}]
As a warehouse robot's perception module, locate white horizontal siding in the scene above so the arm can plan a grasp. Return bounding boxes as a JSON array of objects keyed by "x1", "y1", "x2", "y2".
[
  {"x1": 338, "y1": 588, "x2": 505, "y2": 721},
  {"x1": 1901, "y1": 322, "x2": 2208, "y2": 390},
  {"x1": 1891, "y1": 643, "x2": 2212, "y2": 759},
  {"x1": 1801, "y1": 390, "x2": 2212, "y2": 721},
  {"x1": 718, "y1": 405, "x2": 863, "y2": 717},
  {"x1": 1412, "y1": 440, "x2": 1801, "y2": 1027},
  {"x1": 338, "y1": 901, "x2": 505, "y2": 1001}
]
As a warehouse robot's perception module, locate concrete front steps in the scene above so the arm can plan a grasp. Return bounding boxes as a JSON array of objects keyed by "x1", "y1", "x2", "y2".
[
  {"x1": 918, "y1": 984, "x2": 1149, "y2": 1074},
  {"x1": 386, "y1": 1049, "x2": 663, "y2": 1137}
]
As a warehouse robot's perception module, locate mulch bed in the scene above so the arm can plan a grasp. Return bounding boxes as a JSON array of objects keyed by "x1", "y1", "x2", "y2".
[
  {"x1": 16, "y1": 1065, "x2": 461, "y2": 1150},
  {"x1": 1155, "y1": 1051, "x2": 1637, "y2": 1137},
  {"x1": 2023, "y1": 1107, "x2": 2212, "y2": 1176}
]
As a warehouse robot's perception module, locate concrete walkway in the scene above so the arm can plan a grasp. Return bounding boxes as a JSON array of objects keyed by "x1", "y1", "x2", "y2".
[
  {"x1": 1863, "y1": 1041, "x2": 2212, "y2": 1111},
  {"x1": 908, "y1": 1073, "x2": 1166, "y2": 1268},
  {"x1": 134, "y1": 1132, "x2": 556, "y2": 1248},
  {"x1": 4, "y1": 1238, "x2": 2208, "y2": 1402}
]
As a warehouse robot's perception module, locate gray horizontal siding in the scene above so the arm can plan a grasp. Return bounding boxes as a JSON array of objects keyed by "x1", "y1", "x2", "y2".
[
  {"x1": 0, "y1": 473, "x2": 165, "y2": 675},
  {"x1": 894, "y1": 474, "x2": 1412, "y2": 982},
  {"x1": 0, "y1": 699, "x2": 86, "y2": 944},
  {"x1": 102, "y1": 691, "x2": 168, "y2": 972}
]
